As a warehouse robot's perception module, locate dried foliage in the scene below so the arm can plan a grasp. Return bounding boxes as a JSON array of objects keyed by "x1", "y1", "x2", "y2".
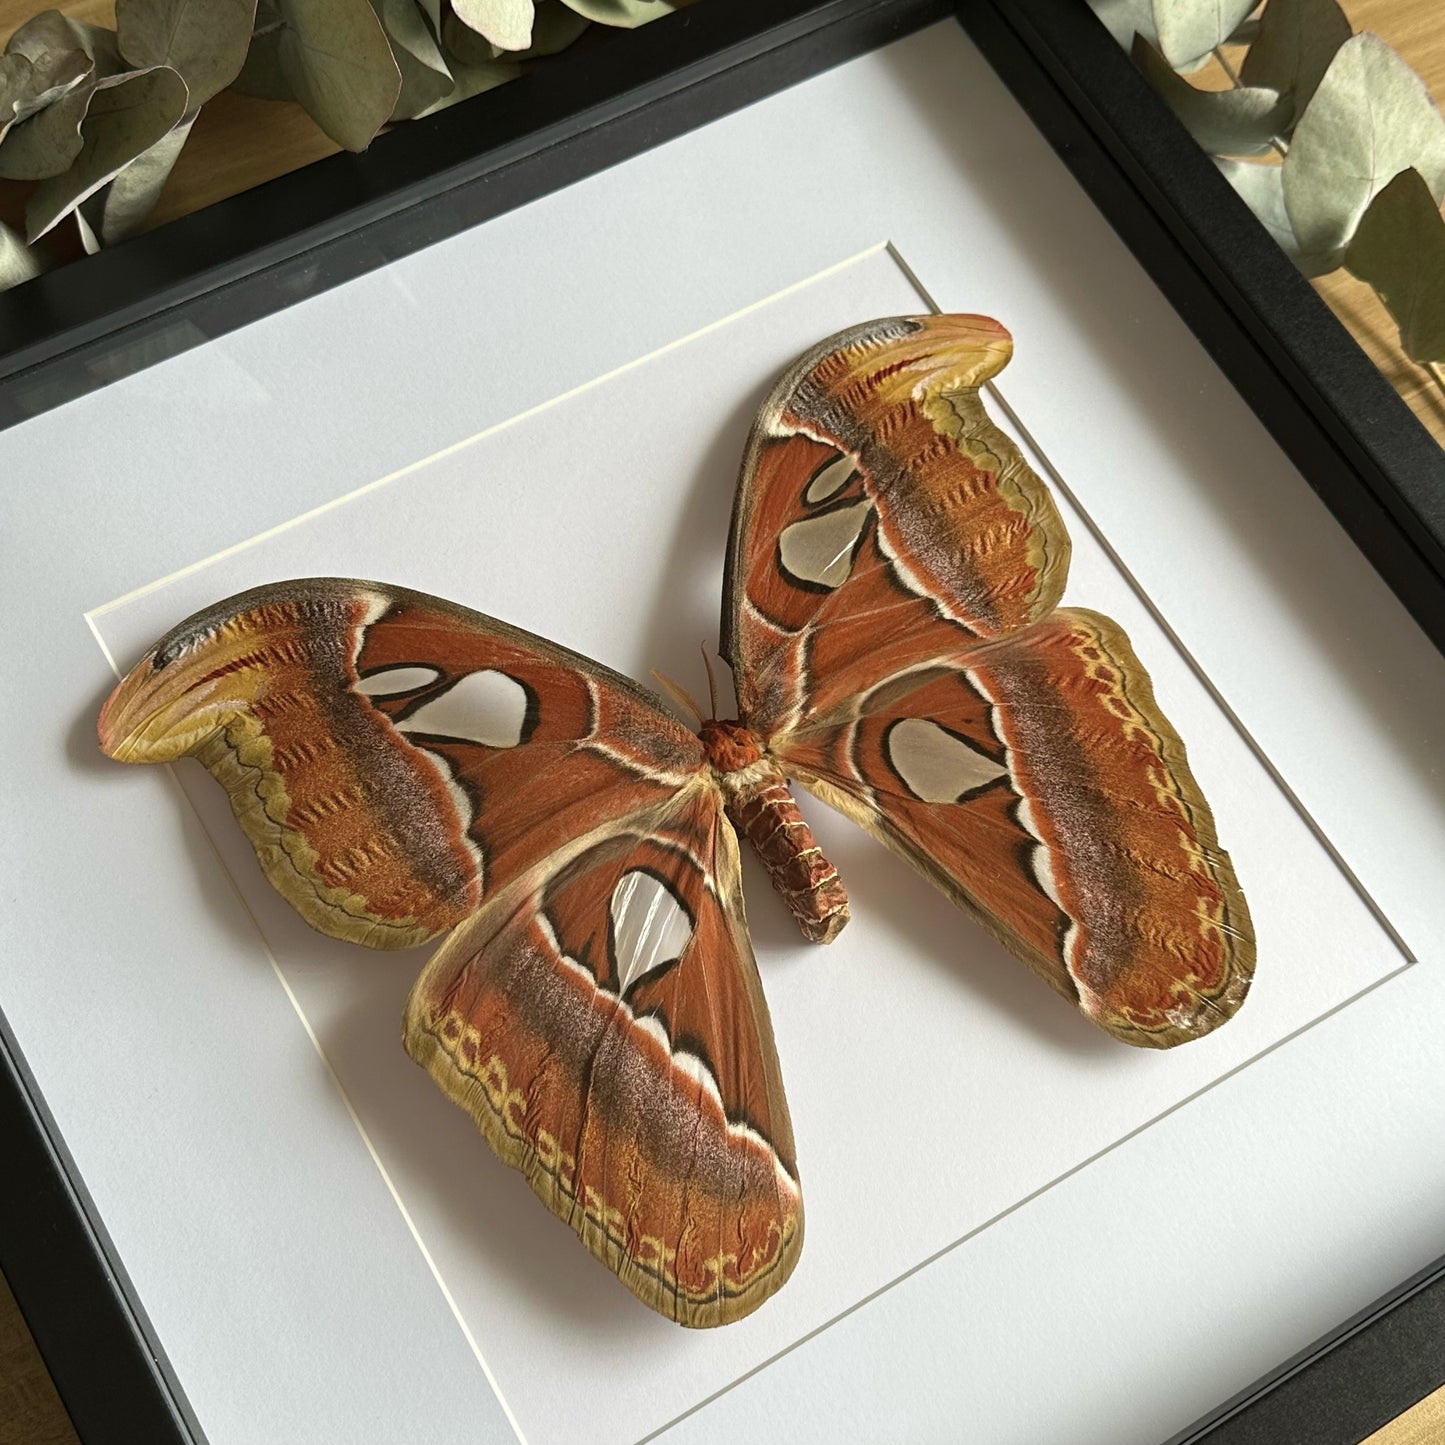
[
  {"x1": 0, "y1": 0, "x2": 674, "y2": 283},
  {"x1": 1094, "y1": 0, "x2": 1445, "y2": 383}
]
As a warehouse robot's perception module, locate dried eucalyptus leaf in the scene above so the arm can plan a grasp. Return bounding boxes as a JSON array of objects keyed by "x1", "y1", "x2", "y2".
[
  {"x1": 231, "y1": 24, "x2": 291, "y2": 100},
  {"x1": 0, "y1": 29, "x2": 131, "y2": 181},
  {"x1": 514, "y1": 1, "x2": 588, "y2": 56},
  {"x1": 117, "y1": 0, "x2": 258, "y2": 108},
  {"x1": 390, "y1": 53, "x2": 453, "y2": 119},
  {"x1": 0, "y1": 46, "x2": 90, "y2": 144},
  {"x1": 453, "y1": 0, "x2": 533, "y2": 51},
  {"x1": 1224, "y1": 15, "x2": 1258, "y2": 46},
  {"x1": 1284, "y1": 33, "x2": 1445, "y2": 274},
  {"x1": 85, "y1": 26, "x2": 127, "y2": 76},
  {"x1": 414, "y1": 54, "x2": 517, "y2": 114},
  {"x1": 0, "y1": 54, "x2": 29, "y2": 133},
  {"x1": 377, "y1": 0, "x2": 451, "y2": 118},
  {"x1": 0, "y1": 12, "x2": 108, "y2": 160},
  {"x1": 275, "y1": 0, "x2": 402, "y2": 150},
  {"x1": 1150, "y1": 0, "x2": 1256, "y2": 69},
  {"x1": 4, "y1": 11, "x2": 76, "y2": 58},
  {"x1": 84, "y1": 111, "x2": 195, "y2": 241},
  {"x1": 1088, "y1": 0, "x2": 1157, "y2": 48},
  {"x1": 18, "y1": 50, "x2": 91, "y2": 113},
  {"x1": 559, "y1": 0, "x2": 672, "y2": 26},
  {"x1": 0, "y1": 72, "x2": 97, "y2": 178},
  {"x1": 26, "y1": 64, "x2": 188, "y2": 241},
  {"x1": 1134, "y1": 35, "x2": 1288, "y2": 157},
  {"x1": 0, "y1": 54, "x2": 36, "y2": 144},
  {"x1": 1344, "y1": 167, "x2": 1445, "y2": 365},
  {"x1": 0, "y1": 218, "x2": 43, "y2": 290},
  {"x1": 440, "y1": 10, "x2": 495, "y2": 64},
  {"x1": 1238, "y1": 0, "x2": 1350, "y2": 130},
  {"x1": 380, "y1": 0, "x2": 448, "y2": 70},
  {"x1": 1215, "y1": 155, "x2": 1299, "y2": 255},
  {"x1": 387, "y1": 37, "x2": 452, "y2": 116},
  {"x1": 6, "y1": 12, "x2": 122, "y2": 75},
  {"x1": 74, "y1": 202, "x2": 99, "y2": 252}
]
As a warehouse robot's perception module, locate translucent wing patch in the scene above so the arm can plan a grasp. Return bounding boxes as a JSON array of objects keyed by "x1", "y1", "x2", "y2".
[
  {"x1": 404, "y1": 784, "x2": 802, "y2": 1326},
  {"x1": 99, "y1": 579, "x2": 703, "y2": 949},
  {"x1": 776, "y1": 609, "x2": 1254, "y2": 1047},
  {"x1": 724, "y1": 314, "x2": 1072, "y2": 739}
]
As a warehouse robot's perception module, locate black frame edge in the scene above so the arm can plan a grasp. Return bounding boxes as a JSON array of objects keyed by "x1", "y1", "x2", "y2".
[
  {"x1": 958, "y1": 0, "x2": 1445, "y2": 656},
  {"x1": 0, "y1": 1011, "x2": 199, "y2": 1444},
  {"x1": 955, "y1": 3, "x2": 1445, "y2": 1432},
  {"x1": 1168, "y1": 1255, "x2": 1445, "y2": 1444},
  {"x1": 0, "y1": 0, "x2": 948, "y2": 427}
]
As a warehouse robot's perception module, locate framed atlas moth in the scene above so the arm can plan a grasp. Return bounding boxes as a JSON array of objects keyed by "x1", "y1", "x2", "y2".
[{"x1": 98, "y1": 315, "x2": 1254, "y2": 1329}]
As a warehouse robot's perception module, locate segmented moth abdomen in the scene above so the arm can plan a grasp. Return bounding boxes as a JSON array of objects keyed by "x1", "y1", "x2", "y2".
[{"x1": 725, "y1": 763, "x2": 850, "y2": 944}]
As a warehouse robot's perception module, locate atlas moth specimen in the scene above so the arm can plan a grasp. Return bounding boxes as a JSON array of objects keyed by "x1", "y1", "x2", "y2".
[{"x1": 99, "y1": 315, "x2": 1254, "y2": 1327}]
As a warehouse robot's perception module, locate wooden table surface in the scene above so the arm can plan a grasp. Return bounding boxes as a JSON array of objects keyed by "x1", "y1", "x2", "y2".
[{"x1": 1, "y1": 3, "x2": 1442, "y2": 1442}]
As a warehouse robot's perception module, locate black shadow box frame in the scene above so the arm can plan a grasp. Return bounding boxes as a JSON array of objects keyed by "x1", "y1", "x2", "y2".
[
  {"x1": 1, "y1": 1, "x2": 1441, "y2": 1440},
  {"x1": 1171, "y1": 1253, "x2": 1445, "y2": 1445}
]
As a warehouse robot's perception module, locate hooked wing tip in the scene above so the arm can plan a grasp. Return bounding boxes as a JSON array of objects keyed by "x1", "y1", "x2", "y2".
[
  {"x1": 97, "y1": 659, "x2": 153, "y2": 761},
  {"x1": 97, "y1": 648, "x2": 208, "y2": 763}
]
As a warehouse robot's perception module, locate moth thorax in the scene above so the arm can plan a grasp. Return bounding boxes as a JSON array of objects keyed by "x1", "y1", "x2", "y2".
[{"x1": 699, "y1": 720, "x2": 850, "y2": 944}]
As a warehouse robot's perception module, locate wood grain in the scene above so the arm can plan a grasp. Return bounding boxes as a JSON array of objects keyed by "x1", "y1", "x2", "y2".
[
  {"x1": 0, "y1": 1276, "x2": 77, "y2": 1445},
  {"x1": 1363, "y1": 1381, "x2": 1445, "y2": 1444}
]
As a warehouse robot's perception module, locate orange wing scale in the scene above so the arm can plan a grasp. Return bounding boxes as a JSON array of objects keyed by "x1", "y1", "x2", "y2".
[
  {"x1": 725, "y1": 315, "x2": 1253, "y2": 1046},
  {"x1": 99, "y1": 579, "x2": 703, "y2": 950},
  {"x1": 405, "y1": 789, "x2": 801, "y2": 1327},
  {"x1": 779, "y1": 610, "x2": 1252, "y2": 1047},
  {"x1": 99, "y1": 578, "x2": 799, "y2": 1326},
  {"x1": 725, "y1": 314, "x2": 1070, "y2": 736}
]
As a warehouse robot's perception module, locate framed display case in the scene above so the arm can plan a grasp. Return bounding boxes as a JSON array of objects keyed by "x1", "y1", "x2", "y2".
[{"x1": 2, "y1": 4, "x2": 1442, "y2": 1442}]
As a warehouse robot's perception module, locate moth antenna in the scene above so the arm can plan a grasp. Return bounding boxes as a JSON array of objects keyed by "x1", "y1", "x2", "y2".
[
  {"x1": 701, "y1": 645, "x2": 719, "y2": 721},
  {"x1": 651, "y1": 668, "x2": 704, "y2": 728}
]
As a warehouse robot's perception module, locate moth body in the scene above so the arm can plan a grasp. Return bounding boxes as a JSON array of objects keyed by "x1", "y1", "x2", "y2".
[{"x1": 699, "y1": 718, "x2": 850, "y2": 943}]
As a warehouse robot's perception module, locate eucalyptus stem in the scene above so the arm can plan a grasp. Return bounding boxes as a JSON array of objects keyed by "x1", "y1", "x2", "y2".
[
  {"x1": 1211, "y1": 44, "x2": 1242, "y2": 87},
  {"x1": 1427, "y1": 361, "x2": 1445, "y2": 401}
]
